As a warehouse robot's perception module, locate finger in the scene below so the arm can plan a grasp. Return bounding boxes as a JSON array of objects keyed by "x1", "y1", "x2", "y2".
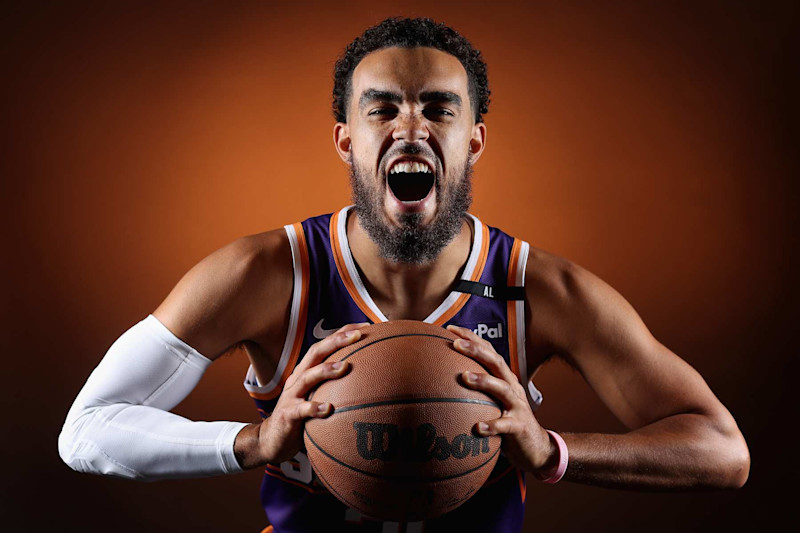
[
  {"x1": 295, "y1": 324, "x2": 368, "y2": 373},
  {"x1": 448, "y1": 326, "x2": 518, "y2": 384},
  {"x1": 475, "y1": 416, "x2": 518, "y2": 437},
  {"x1": 295, "y1": 400, "x2": 335, "y2": 420},
  {"x1": 462, "y1": 370, "x2": 527, "y2": 407},
  {"x1": 336, "y1": 322, "x2": 371, "y2": 333},
  {"x1": 446, "y1": 324, "x2": 489, "y2": 345},
  {"x1": 447, "y1": 324, "x2": 499, "y2": 358},
  {"x1": 288, "y1": 360, "x2": 351, "y2": 397}
]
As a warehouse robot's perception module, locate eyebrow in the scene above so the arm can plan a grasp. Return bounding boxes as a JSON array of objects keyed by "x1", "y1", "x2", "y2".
[
  {"x1": 359, "y1": 89, "x2": 402, "y2": 109},
  {"x1": 420, "y1": 91, "x2": 462, "y2": 107},
  {"x1": 358, "y1": 89, "x2": 463, "y2": 109}
]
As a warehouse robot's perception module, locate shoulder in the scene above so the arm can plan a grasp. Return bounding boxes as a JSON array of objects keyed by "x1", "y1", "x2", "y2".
[
  {"x1": 153, "y1": 228, "x2": 294, "y2": 359},
  {"x1": 523, "y1": 245, "x2": 577, "y2": 308},
  {"x1": 230, "y1": 228, "x2": 293, "y2": 278},
  {"x1": 523, "y1": 246, "x2": 631, "y2": 368},
  {"x1": 190, "y1": 228, "x2": 294, "y2": 302}
]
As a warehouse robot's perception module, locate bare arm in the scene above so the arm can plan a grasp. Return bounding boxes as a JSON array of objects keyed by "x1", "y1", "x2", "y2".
[
  {"x1": 450, "y1": 248, "x2": 749, "y2": 490},
  {"x1": 524, "y1": 251, "x2": 750, "y2": 489},
  {"x1": 152, "y1": 231, "x2": 292, "y2": 361}
]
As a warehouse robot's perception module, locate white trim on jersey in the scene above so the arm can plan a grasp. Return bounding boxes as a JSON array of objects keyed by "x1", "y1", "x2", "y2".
[
  {"x1": 336, "y1": 206, "x2": 389, "y2": 322},
  {"x1": 423, "y1": 214, "x2": 484, "y2": 324},
  {"x1": 513, "y1": 241, "x2": 530, "y2": 383},
  {"x1": 513, "y1": 240, "x2": 543, "y2": 409},
  {"x1": 335, "y1": 206, "x2": 484, "y2": 325},
  {"x1": 243, "y1": 223, "x2": 305, "y2": 394}
]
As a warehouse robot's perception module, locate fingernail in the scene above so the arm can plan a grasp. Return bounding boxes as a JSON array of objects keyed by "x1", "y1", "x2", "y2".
[
  {"x1": 478, "y1": 422, "x2": 490, "y2": 433},
  {"x1": 332, "y1": 361, "x2": 343, "y2": 370},
  {"x1": 345, "y1": 331, "x2": 359, "y2": 340},
  {"x1": 317, "y1": 403, "x2": 329, "y2": 413},
  {"x1": 456, "y1": 339, "x2": 472, "y2": 351},
  {"x1": 464, "y1": 371, "x2": 478, "y2": 382}
]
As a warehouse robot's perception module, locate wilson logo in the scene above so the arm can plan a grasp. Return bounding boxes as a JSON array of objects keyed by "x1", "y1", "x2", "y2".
[{"x1": 353, "y1": 422, "x2": 490, "y2": 461}]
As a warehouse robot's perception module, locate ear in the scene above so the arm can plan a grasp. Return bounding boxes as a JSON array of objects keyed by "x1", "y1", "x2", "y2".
[
  {"x1": 333, "y1": 122, "x2": 352, "y2": 164},
  {"x1": 468, "y1": 122, "x2": 487, "y2": 164}
]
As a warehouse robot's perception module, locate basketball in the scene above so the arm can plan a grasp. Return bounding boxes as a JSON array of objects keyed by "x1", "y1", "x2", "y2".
[{"x1": 304, "y1": 320, "x2": 502, "y2": 521}]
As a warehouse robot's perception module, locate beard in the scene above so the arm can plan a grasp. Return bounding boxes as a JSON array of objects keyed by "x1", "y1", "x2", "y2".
[{"x1": 349, "y1": 155, "x2": 473, "y2": 265}]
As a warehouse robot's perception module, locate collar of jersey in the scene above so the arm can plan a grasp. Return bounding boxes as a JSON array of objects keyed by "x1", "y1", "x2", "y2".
[{"x1": 329, "y1": 205, "x2": 489, "y2": 325}]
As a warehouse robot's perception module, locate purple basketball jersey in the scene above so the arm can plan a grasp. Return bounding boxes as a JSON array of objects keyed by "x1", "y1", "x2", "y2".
[{"x1": 243, "y1": 207, "x2": 542, "y2": 532}]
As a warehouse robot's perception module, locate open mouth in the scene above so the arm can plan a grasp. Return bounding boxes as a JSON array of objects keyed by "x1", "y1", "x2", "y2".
[{"x1": 386, "y1": 160, "x2": 435, "y2": 202}]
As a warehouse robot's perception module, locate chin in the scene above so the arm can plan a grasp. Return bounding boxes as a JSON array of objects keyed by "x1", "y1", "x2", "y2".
[{"x1": 350, "y1": 156, "x2": 472, "y2": 264}]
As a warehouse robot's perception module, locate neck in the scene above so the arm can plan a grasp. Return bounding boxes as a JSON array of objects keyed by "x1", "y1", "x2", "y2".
[{"x1": 348, "y1": 210, "x2": 473, "y2": 321}]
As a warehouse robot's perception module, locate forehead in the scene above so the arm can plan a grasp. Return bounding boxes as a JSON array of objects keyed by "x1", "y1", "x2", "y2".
[{"x1": 351, "y1": 46, "x2": 469, "y2": 101}]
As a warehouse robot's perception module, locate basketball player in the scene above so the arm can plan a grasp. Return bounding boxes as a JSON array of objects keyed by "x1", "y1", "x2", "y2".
[{"x1": 59, "y1": 18, "x2": 749, "y2": 532}]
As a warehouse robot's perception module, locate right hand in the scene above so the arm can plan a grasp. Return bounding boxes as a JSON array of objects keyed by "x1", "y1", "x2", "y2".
[{"x1": 252, "y1": 322, "x2": 368, "y2": 465}]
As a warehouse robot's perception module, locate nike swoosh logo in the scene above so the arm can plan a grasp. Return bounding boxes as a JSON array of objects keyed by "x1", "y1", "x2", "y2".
[{"x1": 313, "y1": 319, "x2": 340, "y2": 340}]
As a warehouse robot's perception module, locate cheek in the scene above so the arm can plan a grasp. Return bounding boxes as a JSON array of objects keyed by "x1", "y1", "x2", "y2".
[
  {"x1": 350, "y1": 120, "x2": 389, "y2": 143},
  {"x1": 436, "y1": 125, "x2": 471, "y2": 153},
  {"x1": 443, "y1": 136, "x2": 471, "y2": 166},
  {"x1": 351, "y1": 130, "x2": 387, "y2": 163}
]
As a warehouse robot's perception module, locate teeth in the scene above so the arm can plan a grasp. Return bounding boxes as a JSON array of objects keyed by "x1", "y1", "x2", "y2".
[{"x1": 389, "y1": 161, "x2": 431, "y2": 174}]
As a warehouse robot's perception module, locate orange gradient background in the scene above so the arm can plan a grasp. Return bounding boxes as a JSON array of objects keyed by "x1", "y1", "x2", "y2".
[{"x1": 2, "y1": 1, "x2": 796, "y2": 531}]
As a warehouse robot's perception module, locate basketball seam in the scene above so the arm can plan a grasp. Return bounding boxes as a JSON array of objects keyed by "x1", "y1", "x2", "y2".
[
  {"x1": 307, "y1": 332, "x2": 459, "y2": 402},
  {"x1": 311, "y1": 462, "x2": 358, "y2": 508},
  {"x1": 339, "y1": 333, "x2": 455, "y2": 363},
  {"x1": 330, "y1": 397, "x2": 501, "y2": 414}
]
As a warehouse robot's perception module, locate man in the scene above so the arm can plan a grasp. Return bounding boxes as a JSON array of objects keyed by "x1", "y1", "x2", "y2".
[{"x1": 59, "y1": 17, "x2": 749, "y2": 532}]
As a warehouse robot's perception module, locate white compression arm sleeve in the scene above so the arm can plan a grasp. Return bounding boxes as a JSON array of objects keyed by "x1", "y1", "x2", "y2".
[{"x1": 58, "y1": 315, "x2": 248, "y2": 481}]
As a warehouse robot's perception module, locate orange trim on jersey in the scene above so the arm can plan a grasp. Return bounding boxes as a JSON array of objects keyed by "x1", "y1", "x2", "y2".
[
  {"x1": 285, "y1": 222, "x2": 311, "y2": 381},
  {"x1": 261, "y1": 526, "x2": 273, "y2": 533},
  {"x1": 517, "y1": 469, "x2": 527, "y2": 502},
  {"x1": 483, "y1": 464, "x2": 515, "y2": 487},
  {"x1": 432, "y1": 221, "x2": 491, "y2": 326},
  {"x1": 248, "y1": 389, "x2": 278, "y2": 400},
  {"x1": 506, "y1": 238, "x2": 523, "y2": 380},
  {"x1": 329, "y1": 210, "x2": 384, "y2": 323},
  {"x1": 248, "y1": 222, "x2": 310, "y2": 400}
]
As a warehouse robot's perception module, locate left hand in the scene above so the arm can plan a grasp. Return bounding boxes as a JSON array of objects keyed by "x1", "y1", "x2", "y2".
[{"x1": 447, "y1": 324, "x2": 557, "y2": 476}]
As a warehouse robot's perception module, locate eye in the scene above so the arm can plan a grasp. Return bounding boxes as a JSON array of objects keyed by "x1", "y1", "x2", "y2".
[
  {"x1": 423, "y1": 108, "x2": 455, "y2": 119},
  {"x1": 368, "y1": 107, "x2": 397, "y2": 117}
]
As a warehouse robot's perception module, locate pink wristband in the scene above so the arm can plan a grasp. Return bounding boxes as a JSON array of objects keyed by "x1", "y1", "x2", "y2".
[{"x1": 540, "y1": 430, "x2": 568, "y2": 484}]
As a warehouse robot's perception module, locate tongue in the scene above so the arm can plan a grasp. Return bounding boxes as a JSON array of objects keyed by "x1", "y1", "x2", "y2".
[{"x1": 388, "y1": 172, "x2": 435, "y2": 202}]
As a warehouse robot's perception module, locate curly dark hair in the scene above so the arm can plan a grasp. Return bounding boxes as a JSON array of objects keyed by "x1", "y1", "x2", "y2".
[{"x1": 333, "y1": 17, "x2": 490, "y2": 123}]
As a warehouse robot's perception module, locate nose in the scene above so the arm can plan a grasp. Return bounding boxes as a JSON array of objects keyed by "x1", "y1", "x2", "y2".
[{"x1": 392, "y1": 112, "x2": 429, "y2": 142}]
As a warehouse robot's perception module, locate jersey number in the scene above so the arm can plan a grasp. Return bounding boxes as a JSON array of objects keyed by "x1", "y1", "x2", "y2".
[
  {"x1": 281, "y1": 453, "x2": 424, "y2": 531},
  {"x1": 279, "y1": 452, "x2": 312, "y2": 484}
]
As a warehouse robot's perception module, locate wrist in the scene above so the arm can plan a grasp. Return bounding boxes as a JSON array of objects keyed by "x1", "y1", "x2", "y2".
[
  {"x1": 535, "y1": 430, "x2": 568, "y2": 484},
  {"x1": 233, "y1": 422, "x2": 266, "y2": 469}
]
